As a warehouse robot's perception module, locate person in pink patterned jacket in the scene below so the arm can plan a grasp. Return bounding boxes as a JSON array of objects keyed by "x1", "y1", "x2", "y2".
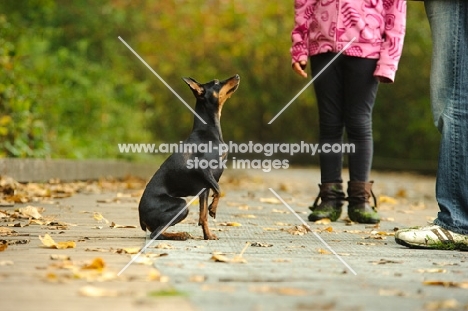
[{"x1": 291, "y1": 0, "x2": 406, "y2": 224}]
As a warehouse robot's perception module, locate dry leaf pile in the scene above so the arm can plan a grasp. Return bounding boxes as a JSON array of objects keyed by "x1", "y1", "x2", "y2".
[{"x1": 0, "y1": 175, "x2": 146, "y2": 205}]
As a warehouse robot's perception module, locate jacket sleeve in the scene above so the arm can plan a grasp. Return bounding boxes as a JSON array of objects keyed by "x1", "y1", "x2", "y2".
[
  {"x1": 374, "y1": 0, "x2": 407, "y2": 83},
  {"x1": 290, "y1": 0, "x2": 315, "y2": 65}
]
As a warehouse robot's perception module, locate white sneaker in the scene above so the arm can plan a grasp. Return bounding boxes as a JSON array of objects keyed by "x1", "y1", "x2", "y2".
[{"x1": 395, "y1": 224, "x2": 468, "y2": 250}]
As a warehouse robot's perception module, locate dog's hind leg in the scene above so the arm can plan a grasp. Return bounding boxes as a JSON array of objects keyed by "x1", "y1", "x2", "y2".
[{"x1": 199, "y1": 189, "x2": 218, "y2": 240}]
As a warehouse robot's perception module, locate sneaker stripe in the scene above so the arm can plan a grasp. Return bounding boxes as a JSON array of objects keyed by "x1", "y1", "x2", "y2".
[
  {"x1": 430, "y1": 227, "x2": 454, "y2": 243},
  {"x1": 438, "y1": 227, "x2": 455, "y2": 241}
]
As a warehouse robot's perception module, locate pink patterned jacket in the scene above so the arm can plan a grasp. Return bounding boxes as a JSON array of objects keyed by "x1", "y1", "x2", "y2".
[{"x1": 291, "y1": 0, "x2": 406, "y2": 82}]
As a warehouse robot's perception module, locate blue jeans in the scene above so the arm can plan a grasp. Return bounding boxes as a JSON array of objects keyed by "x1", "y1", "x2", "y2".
[{"x1": 425, "y1": 1, "x2": 468, "y2": 235}]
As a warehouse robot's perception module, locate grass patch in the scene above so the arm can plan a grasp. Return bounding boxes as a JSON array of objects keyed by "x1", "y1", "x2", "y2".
[{"x1": 147, "y1": 288, "x2": 187, "y2": 297}]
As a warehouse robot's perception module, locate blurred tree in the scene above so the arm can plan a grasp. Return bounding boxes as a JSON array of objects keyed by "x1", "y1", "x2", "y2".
[{"x1": 0, "y1": 0, "x2": 438, "y2": 170}]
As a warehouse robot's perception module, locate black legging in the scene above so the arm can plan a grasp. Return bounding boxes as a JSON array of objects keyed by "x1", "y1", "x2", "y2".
[{"x1": 310, "y1": 53, "x2": 379, "y2": 183}]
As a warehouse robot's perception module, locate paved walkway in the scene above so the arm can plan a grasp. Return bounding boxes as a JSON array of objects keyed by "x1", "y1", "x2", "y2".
[{"x1": 1, "y1": 169, "x2": 467, "y2": 311}]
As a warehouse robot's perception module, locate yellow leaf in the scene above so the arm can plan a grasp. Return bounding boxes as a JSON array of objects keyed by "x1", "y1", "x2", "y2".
[
  {"x1": 317, "y1": 248, "x2": 331, "y2": 255},
  {"x1": 39, "y1": 234, "x2": 57, "y2": 247},
  {"x1": 314, "y1": 218, "x2": 331, "y2": 225},
  {"x1": 39, "y1": 234, "x2": 76, "y2": 249},
  {"x1": 210, "y1": 252, "x2": 246, "y2": 264},
  {"x1": 93, "y1": 212, "x2": 109, "y2": 224},
  {"x1": 219, "y1": 222, "x2": 242, "y2": 227},
  {"x1": 110, "y1": 222, "x2": 136, "y2": 228},
  {"x1": 50, "y1": 254, "x2": 70, "y2": 260},
  {"x1": 379, "y1": 196, "x2": 398, "y2": 205},
  {"x1": 18, "y1": 205, "x2": 43, "y2": 219},
  {"x1": 147, "y1": 269, "x2": 168, "y2": 282},
  {"x1": 55, "y1": 241, "x2": 76, "y2": 249},
  {"x1": 0, "y1": 241, "x2": 7, "y2": 252},
  {"x1": 78, "y1": 286, "x2": 119, "y2": 297},
  {"x1": 189, "y1": 275, "x2": 206, "y2": 283},
  {"x1": 81, "y1": 257, "x2": 105, "y2": 271},
  {"x1": 116, "y1": 247, "x2": 141, "y2": 254},
  {"x1": 259, "y1": 197, "x2": 281, "y2": 204},
  {"x1": 423, "y1": 280, "x2": 468, "y2": 288}
]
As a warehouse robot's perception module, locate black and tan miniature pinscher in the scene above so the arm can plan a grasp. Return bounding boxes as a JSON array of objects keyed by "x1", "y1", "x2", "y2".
[{"x1": 138, "y1": 74, "x2": 240, "y2": 240}]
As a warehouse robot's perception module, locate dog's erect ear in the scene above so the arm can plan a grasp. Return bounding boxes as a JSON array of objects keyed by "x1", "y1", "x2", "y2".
[{"x1": 183, "y1": 77, "x2": 204, "y2": 97}]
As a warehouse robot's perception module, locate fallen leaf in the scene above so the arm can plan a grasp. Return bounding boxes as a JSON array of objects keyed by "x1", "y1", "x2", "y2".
[
  {"x1": 81, "y1": 257, "x2": 105, "y2": 271},
  {"x1": 233, "y1": 214, "x2": 256, "y2": 219},
  {"x1": 271, "y1": 209, "x2": 289, "y2": 214},
  {"x1": 250, "y1": 285, "x2": 307, "y2": 296},
  {"x1": 155, "y1": 243, "x2": 173, "y2": 249},
  {"x1": 0, "y1": 260, "x2": 13, "y2": 266},
  {"x1": 417, "y1": 269, "x2": 447, "y2": 274},
  {"x1": 424, "y1": 299, "x2": 459, "y2": 310},
  {"x1": 322, "y1": 226, "x2": 334, "y2": 233},
  {"x1": 378, "y1": 288, "x2": 405, "y2": 296},
  {"x1": 147, "y1": 269, "x2": 169, "y2": 282},
  {"x1": 0, "y1": 240, "x2": 7, "y2": 252},
  {"x1": 314, "y1": 218, "x2": 331, "y2": 225},
  {"x1": 379, "y1": 196, "x2": 398, "y2": 205},
  {"x1": 251, "y1": 242, "x2": 273, "y2": 247},
  {"x1": 210, "y1": 253, "x2": 232, "y2": 263},
  {"x1": 17, "y1": 206, "x2": 44, "y2": 219},
  {"x1": 423, "y1": 280, "x2": 468, "y2": 289},
  {"x1": 110, "y1": 222, "x2": 136, "y2": 229},
  {"x1": 272, "y1": 258, "x2": 291, "y2": 263},
  {"x1": 260, "y1": 197, "x2": 281, "y2": 204},
  {"x1": 50, "y1": 254, "x2": 71, "y2": 261},
  {"x1": 219, "y1": 222, "x2": 242, "y2": 227},
  {"x1": 0, "y1": 227, "x2": 17, "y2": 236},
  {"x1": 39, "y1": 234, "x2": 76, "y2": 249},
  {"x1": 282, "y1": 225, "x2": 310, "y2": 235},
  {"x1": 371, "y1": 259, "x2": 403, "y2": 265},
  {"x1": 275, "y1": 222, "x2": 292, "y2": 226},
  {"x1": 78, "y1": 286, "x2": 119, "y2": 297},
  {"x1": 189, "y1": 275, "x2": 206, "y2": 283},
  {"x1": 410, "y1": 202, "x2": 426, "y2": 210},
  {"x1": 371, "y1": 230, "x2": 395, "y2": 237},
  {"x1": 116, "y1": 247, "x2": 141, "y2": 254},
  {"x1": 85, "y1": 247, "x2": 110, "y2": 253},
  {"x1": 395, "y1": 189, "x2": 407, "y2": 198},
  {"x1": 93, "y1": 212, "x2": 109, "y2": 224},
  {"x1": 316, "y1": 248, "x2": 331, "y2": 255},
  {"x1": 5, "y1": 239, "x2": 29, "y2": 245},
  {"x1": 132, "y1": 255, "x2": 154, "y2": 266}
]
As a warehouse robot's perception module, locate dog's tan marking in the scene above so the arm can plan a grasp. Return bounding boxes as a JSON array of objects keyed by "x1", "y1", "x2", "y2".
[{"x1": 217, "y1": 76, "x2": 240, "y2": 117}]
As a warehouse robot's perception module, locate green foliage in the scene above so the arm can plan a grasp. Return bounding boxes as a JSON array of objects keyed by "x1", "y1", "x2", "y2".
[{"x1": 0, "y1": 1, "x2": 439, "y2": 167}]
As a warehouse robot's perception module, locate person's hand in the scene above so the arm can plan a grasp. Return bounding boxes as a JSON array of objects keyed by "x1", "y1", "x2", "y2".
[{"x1": 292, "y1": 61, "x2": 308, "y2": 78}]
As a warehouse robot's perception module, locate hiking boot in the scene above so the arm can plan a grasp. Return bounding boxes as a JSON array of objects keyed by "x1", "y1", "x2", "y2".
[
  {"x1": 308, "y1": 183, "x2": 345, "y2": 222},
  {"x1": 347, "y1": 181, "x2": 380, "y2": 224}
]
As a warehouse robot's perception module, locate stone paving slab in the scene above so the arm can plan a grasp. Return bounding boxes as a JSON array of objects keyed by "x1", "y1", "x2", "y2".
[{"x1": 1, "y1": 168, "x2": 467, "y2": 311}]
